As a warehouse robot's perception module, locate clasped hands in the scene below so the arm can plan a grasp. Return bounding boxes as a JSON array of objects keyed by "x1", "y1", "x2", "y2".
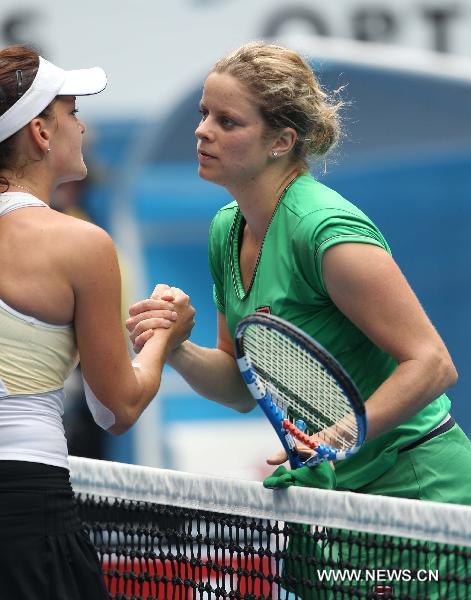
[
  {"x1": 126, "y1": 284, "x2": 335, "y2": 474},
  {"x1": 126, "y1": 283, "x2": 195, "y2": 353}
]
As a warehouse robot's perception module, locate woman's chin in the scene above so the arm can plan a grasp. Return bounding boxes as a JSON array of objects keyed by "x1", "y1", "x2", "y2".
[
  {"x1": 75, "y1": 161, "x2": 88, "y2": 181},
  {"x1": 197, "y1": 166, "x2": 224, "y2": 186},
  {"x1": 197, "y1": 165, "x2": 210, "y2": 180}
]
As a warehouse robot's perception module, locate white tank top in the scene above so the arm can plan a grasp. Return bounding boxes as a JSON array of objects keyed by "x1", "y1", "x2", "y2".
[{"x1": 0, "y1": 192, "x2": 79, "y2": 469}]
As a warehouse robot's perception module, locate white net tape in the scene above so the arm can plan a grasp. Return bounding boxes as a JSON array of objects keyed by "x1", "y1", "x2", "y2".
[{"x1": 69, "y1": 456, "x2": 471, "y2": 547}]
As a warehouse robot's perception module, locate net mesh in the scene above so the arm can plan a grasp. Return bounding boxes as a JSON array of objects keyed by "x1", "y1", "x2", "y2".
[
  {"x1": 70, "y1": 456, "x2": 471, "y2": 600},
  {"x1": 242, "y1": 323, "x2": 359, "y2": 450}
]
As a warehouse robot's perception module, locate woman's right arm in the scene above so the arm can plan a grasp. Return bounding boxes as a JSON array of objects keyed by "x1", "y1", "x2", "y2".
[
  {"x1": 167, "y1": 311, "x2": 256, "y2": 413},
  {"x1": 127, "y1": 300, "x2": 256, "y2": 413},
  {"x1": 69, "y1": 223, "x2": 195, "y2": 434}
]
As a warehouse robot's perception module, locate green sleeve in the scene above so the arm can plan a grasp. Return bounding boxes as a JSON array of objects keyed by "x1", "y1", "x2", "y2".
[
  {"x1": 294, "y1": 209, "x2": 391, "y2": 296},
  {"x1": 208, "y1": 210, "x2": 229, "y2": 314}
]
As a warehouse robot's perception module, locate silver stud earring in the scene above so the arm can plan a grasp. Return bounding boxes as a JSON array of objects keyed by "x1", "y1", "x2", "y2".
[
  {"x1": 47, "y1": 147, "x2": 51, "y2": 153},
  {"x1": 272, "y1": 151, "x2": 278, "y2": 157}
]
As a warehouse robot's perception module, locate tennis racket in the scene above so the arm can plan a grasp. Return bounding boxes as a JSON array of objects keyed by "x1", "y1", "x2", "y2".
[{"x1": 234, "y1": 313, "x2": 367, "y2": 469}]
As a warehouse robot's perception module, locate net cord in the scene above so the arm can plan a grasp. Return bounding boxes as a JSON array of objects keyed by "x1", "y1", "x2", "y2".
[{"x1": 69, "y1": 456, "x2": 471, "y2": 547}]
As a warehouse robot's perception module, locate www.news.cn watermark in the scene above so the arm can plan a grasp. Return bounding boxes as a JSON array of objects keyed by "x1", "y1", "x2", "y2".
[{"x1": 316, "y1": 569, "x2": 439, "y2": 583}]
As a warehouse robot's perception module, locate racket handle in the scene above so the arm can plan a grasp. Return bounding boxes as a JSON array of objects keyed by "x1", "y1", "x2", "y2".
[{"x1": 282, "y1": 420, "x2": 318, "y2": 449}]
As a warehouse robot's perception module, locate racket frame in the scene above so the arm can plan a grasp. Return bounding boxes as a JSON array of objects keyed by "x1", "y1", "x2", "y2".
[{"x1": 234, "y1": 313, "x2": 367, "y2": 469}]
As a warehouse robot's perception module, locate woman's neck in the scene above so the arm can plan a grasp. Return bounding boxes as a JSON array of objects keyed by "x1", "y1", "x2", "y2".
[
  {"x1": 0, "y1": 170, "x2": 52, "y2": 204},
  {"x1": 230, "y1": 166, "x2": 302, "y2": 241}
]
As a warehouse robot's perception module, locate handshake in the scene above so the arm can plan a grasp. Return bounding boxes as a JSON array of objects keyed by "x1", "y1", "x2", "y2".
[{"x1": 126, "y1": 283, "x2": 196, "y2": 353}]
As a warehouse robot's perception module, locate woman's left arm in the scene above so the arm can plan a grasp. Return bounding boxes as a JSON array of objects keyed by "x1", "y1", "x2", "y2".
[{"x1": 322, "y1": 242, "x2": 457, "y2": 441}]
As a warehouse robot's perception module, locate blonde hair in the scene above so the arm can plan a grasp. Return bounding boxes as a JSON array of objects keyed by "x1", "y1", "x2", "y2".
[{"x1": 211, "y1": 41, "x2": 343, "y2": 169}]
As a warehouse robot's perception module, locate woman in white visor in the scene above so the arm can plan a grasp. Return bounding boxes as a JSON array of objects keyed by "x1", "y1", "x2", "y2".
[{"x1": 0, "y1": 45, "x2": 195, "y2": 599}]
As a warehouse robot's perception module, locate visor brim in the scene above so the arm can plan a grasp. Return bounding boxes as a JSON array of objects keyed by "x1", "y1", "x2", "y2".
[{"x1": 58, "y1": 67, "x2": 107, "y2": 96}]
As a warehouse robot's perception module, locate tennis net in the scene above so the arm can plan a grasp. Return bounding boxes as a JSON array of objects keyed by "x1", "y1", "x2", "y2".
[{"x1": 69, "y1": 456, "x2": 471, "y2": 600}]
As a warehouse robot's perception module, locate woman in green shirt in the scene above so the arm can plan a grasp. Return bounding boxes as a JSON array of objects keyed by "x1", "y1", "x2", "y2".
[{"x1": 127, "y1": 42, "x2": 471, "y2": 504}]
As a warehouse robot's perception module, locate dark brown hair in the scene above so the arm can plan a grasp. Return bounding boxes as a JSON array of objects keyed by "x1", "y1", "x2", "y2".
[{"x1": 0, "y1": 45, "x2": 54, "y2": 189}]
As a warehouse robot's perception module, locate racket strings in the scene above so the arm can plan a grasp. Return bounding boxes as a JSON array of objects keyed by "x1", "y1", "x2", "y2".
[{"x1": 243, "y1": 325, "x2": 359, "y2": 450}]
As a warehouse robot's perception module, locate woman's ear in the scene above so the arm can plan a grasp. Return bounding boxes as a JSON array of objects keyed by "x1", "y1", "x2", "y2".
[
  {"x1": 270, "y1": 127, "x2": 297, "y2": 158},
  {"x1": 27, "y1": 117, "x2": 51, "y2": 155}
]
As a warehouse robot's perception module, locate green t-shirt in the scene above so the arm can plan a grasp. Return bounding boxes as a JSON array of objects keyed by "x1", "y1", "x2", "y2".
[{"x1": 208, "y1": 173, "x2": 450, "y2": 490}]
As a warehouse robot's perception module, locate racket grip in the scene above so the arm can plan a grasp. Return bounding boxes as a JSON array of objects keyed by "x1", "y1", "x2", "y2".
[{"x1": 282, "y1": 420, "x2": 318, "y2": 449}]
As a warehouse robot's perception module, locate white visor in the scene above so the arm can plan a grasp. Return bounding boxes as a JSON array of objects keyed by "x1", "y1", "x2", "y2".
[{"x1": 0, "y1": 56, "x2": 107, "y2": 143}]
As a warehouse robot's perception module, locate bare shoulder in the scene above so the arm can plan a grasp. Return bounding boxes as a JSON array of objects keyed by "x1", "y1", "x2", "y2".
[
  {"x1": 51, "y1": 211, "x2": 114, "y2": 251},
  {"x1": 47, "y1": 211, "x2": 119, "y2": 285},
  {"x1": 50, "y1": 210, "x2": 112, "y2": 241}
]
